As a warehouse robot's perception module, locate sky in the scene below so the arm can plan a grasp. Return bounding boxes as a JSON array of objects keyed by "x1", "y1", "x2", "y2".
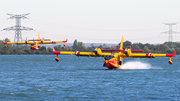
[{"x1": 0, "y1": 0, "x2": 180, "y2": 44}]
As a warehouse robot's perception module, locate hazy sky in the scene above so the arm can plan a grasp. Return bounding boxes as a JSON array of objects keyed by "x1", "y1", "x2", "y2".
[{"x1": 0, "y1": 0, "x2": 180, "y2": 44}]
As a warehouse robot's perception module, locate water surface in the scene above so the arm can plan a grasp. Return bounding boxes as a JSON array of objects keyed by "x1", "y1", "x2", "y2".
[{"x1": 0, "y1": 55, "x2": 179, "y2": 100}]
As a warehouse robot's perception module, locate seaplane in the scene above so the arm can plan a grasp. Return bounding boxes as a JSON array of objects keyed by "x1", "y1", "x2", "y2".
[
  {"x1": 3, "y1": 33, "x2": 67, "y2": 50},
  {"x1": 52, "y1": 37, "x2": 176, "y2": 69}
]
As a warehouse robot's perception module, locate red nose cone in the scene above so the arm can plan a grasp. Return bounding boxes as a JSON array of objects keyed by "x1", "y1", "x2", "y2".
[{"x1": 104, "y1": 60, "x2": 119, "y2": 69}]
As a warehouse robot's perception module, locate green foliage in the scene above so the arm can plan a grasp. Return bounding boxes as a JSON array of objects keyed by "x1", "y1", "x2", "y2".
[
  {"x1": 72, "y1": 39, "x2": 78, "y2": 51},
  {"x1": 0, "y1": 38, "x2": 179, "y2": 54}
]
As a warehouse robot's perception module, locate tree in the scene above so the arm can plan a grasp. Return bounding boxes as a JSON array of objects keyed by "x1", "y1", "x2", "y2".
[
  {"x1": 24, "y1": 49, "x2": 30, "y2": 54},
  {"x1": 123, "y1": 41, "x2": 132, "y2": 49},
  {"x1": 1, "y1": 38, "x2": 12, "y2": 54},
  {"x1": 40, "y1": 46, "x2": 46, "y2": 51},
  {"x1": 77, "y1": 42, "x2": 86, "y2": 51},
  {"x1": 47, "y1": 47, "x2": 53, "y2": 53},
  {"x1": 73, "y1": 39, "x2": 78, "y2": 51}
]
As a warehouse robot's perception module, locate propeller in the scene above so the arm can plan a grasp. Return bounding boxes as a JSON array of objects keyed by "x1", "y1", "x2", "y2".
[{"x1": 23, "y1": 37, "x2": 28, "y2": 43}]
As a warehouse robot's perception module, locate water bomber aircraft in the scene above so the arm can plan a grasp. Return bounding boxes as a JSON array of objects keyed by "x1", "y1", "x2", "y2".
[
  {"x1": 52, "y1": 37, "x2": 176, "y2": 69},
  {"x1": 3, "y1": 33, "x2": 67, "y2": 50}
]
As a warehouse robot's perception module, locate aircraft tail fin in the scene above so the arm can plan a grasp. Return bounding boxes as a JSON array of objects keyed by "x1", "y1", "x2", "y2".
[
  {"x1": 120, "y1": 36, "x2": 124, "y2": 51},
  {"x1": 38, "y1": 33, "x2": 40, "y2": 41}
]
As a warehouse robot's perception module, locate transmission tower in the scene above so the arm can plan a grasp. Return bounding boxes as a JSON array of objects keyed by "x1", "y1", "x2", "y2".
[
  {"x1": 160, "y1": 22, "x2": 180, "y2": 42},
  {"x1": 3, "y1": 13, "x2": 33, "y2": 42}
]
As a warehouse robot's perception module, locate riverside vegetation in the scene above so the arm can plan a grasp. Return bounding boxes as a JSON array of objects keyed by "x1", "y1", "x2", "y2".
[{"x1": 0, "y1": 38, "x2": 179, "y2": 54}]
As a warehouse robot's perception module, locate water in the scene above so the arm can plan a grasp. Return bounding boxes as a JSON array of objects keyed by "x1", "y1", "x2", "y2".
[{"x1": 0, "y1": 55, "x2": 180, "y2": 100}]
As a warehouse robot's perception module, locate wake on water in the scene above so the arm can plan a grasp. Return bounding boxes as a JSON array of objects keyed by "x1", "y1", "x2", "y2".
[{"x1": 119, "y1": 61, "x2": 160, "y2": 70}]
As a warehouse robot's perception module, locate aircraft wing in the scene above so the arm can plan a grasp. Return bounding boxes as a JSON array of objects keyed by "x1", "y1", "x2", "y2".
[
  {"x1": 116, "y1": 51, "x2": 176, "y2": 64},
  {"x1": 38, "y1": 39, "x2": 68, "y2": 44},
  {"x1": 3, "y1": 41, "x2": 34, "y2": 44},
  {"x1": 129, "y1": 51, "x2": 176, "y2": 58},
  {"x1": 52, "y1": 48, "x2": 111, "y2": 57}
]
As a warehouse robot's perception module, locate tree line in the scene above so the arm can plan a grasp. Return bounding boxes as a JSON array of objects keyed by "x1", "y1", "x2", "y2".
[{"x1": 0, "y1": 38, "x2": 179, "y2": 54}]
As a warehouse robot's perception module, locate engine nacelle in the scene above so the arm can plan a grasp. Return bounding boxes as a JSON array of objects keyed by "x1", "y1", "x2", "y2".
[
  {"x1": 95, "y1": 48, "x2": 102, "y2": 56},
  {"x1": 41, "y1": 40, "x2": 44, "y2": 43},
  {"x1": 55, "y1": 57, "x2": 59, "y2": 62},
  {"x1": 124, "y1": 49, "x2": 131, "y2": 57},
  {"x1": 168, "y1": 60, "x2": 173, "y2": 65}
]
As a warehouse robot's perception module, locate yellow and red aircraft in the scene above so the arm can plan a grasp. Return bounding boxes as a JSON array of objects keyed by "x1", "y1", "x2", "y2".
[
  {"x1": 52, "y1": 37, "x2": 176, "y2": 69},
  {"x1": 3, "y1": 33, "x2": 67, "y2": 50}
]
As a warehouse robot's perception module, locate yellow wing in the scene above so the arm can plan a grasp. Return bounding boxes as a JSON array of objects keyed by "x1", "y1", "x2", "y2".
[
  {"x1": 114, "y1": 51, "x2": 176, "y2": 64},
  {"x1": 3, "y1": 41, "x2": 34, "y2": 44},
  {"x1": 52, "y1": 48, "x2": 111, "y2": 57},
  {"x1": 124, "y1": 51, "x2": 176, "y2": 58},
  {"x1": 37, "y1": 39, "x2": 68, "y2": 44}
]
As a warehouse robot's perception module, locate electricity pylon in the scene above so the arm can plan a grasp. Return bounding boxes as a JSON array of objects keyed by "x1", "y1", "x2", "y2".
[
  {"x1": 160, "y1": 22, "x2": 180, "y2": 42},
  {"x1": 3, "y1": 13, "x2": 33, "y2": 42}
]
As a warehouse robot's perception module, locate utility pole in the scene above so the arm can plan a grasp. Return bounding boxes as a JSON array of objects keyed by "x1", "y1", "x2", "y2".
[
  {"x1": 3, "y1": 13, "x2": 33, "y2": 42},
  {"x1": 160, "y1": 22, "x2": 180, "y2": 42}
]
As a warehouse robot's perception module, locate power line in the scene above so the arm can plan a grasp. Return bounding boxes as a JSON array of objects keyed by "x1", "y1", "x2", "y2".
[{"x1": 25, "y1": 19, "x2": 164, "y2": 31}]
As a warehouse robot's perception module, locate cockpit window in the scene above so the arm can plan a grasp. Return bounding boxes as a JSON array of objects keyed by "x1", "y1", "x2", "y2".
[
  {"x1": 31, "y1": 44, "x2": 35, "y2": 46},
  {"x1": 104, "y1": 55, "x2": 112, "y2": 60}
]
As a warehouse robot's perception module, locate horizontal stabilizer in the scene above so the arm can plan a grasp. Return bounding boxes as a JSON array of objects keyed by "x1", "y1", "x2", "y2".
[
  {"x1": 28, "y1": 39, "x2": 51, "y2": 41},
  {"x1": 101, "y1": 49, "x2": 144, "y2": 52}
]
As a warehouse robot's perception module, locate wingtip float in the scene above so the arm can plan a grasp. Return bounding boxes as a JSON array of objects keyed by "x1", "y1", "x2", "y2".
[
  {"x1": 3, "y1": 33, "x2": 68, "y2": 50},
  {"x1": 52, "y1": 36, "x2": 176, "y2": 69}
]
